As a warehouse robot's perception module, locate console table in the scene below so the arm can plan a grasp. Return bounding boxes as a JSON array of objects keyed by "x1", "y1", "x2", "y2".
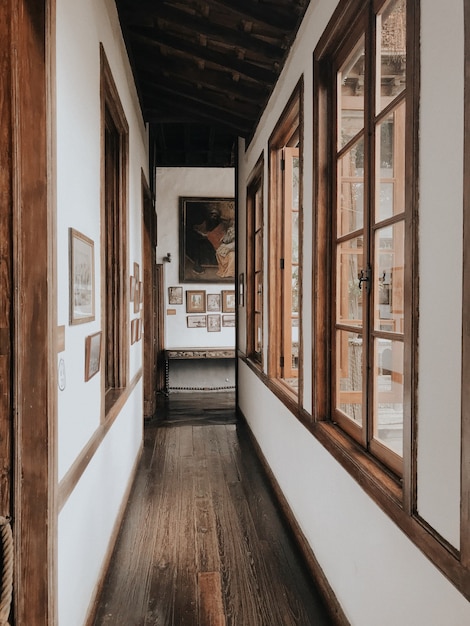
[{"x1": 163, "y1": 347, "x2": 236, "y2": 394}]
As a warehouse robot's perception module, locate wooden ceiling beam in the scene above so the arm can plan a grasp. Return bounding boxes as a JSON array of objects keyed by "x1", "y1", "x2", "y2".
[
  {"x1": 154, "y1": 4, "x2": 285, "y2": 59},
  {"x1": 142, "y1": 78, "x2": 259, "y2": 126},
  {"x1": 203, "y1": 0, "x2": 299, "y2": 32},
  {"x1": 140, "y1": 59, "x2": 269, "y2": 106},
  {"x1": 145, "y1": 93, "x2": 252, "y2": 136},
  {"x1": 128, "y1": 27, "x2": 279, "y2": 84}
]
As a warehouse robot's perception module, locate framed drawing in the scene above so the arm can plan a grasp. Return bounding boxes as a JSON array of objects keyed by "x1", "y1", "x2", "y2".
[
  {"x1": 179, "y1": 196, "x2": 235, "y2": 283},
  {"x1": 187, "y1": 315, "x2": 207, "y2": 328},
  {"x1": 69, "y1": 228, "x2": 95, "y2": 324},
  {"x1": 222, "y1": 290, "x2": 236, "y2": 313},
  {"x1": 207, "y1": 293, "x2": 221, "y2": 312},
  {"x1": 168, "y1": 286, "x2": 183, "y2": 305},
  {"x1": 129, "y1": 276, "x2": 136, "y2": 302},
  {"x1": 222, "y1": 315, "x2": 236, "y2": 327},
  {"x1": 84, "y1": 331, "x2": 102, "y2": 381},
  {"x1": 130, "y1": 319, "x2": 137, "y2": 345},
  {"x1": 186, "y1": 290, "x2": 206, "y2": 313},
  {"x1": 207, "y1": 314, "x2": 221, "y2": 332}
]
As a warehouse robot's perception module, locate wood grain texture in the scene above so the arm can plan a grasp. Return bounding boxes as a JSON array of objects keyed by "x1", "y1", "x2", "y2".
[{"x1": 90, "y1": 393, "x2": 333, "y2": 625}]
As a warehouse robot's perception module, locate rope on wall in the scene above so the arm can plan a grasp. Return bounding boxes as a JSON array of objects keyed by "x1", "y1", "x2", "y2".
[{"x1": 0, "y1": 517, "x2": 13, "y2": 626}]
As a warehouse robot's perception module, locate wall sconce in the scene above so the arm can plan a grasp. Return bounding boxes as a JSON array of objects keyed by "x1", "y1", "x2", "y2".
[{"x1": 163, "y1": 252, "x2": 172, "y2": 263}]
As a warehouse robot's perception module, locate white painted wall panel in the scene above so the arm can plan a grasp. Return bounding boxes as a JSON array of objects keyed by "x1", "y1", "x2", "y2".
[
  {"x1": 156, "y1": 167, "x2": 235, "y2": 349},
  {"x1": 56, "y1": 0, "x2": 147, "y2": 623}
]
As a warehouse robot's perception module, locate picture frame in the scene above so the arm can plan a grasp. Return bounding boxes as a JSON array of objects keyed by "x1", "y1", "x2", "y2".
[
  {"x1": 186, "y1": 290, "x2": 206, "y2": 313},
  {"x1": 168, "y1": 286, "x2": 183, "y2": 305},
  {"x1": 187, "y1": 315, "x2": 207, "y2": 328},
  {"x1": 222, "y1": 315, "x2": 236, "y2": 327},
  {"x1": 206, "y1": 293, "x2": 221, "y2": 312},
  {"x1": 130, "y1": 319, "x2": 137, "y2": 345},
  {"x1": 129, "y1": 276, "x2": 136, "y2": 302},
  {"x1": 222, "y1": 290, "x2": 236, "y2": 313},
  {"x1": 179, "y1": 196, "x2": 235, "y2": 283},
  {"x1": 84, "y1": 331, "x2": 102, "y2": 381},
  {"x1": 69, "y1": 228, "x2": 95, "y2": 325},
  {"x1": 239, "y1": 272, "x2": 245, "y2": 307},
  {"x1": 207, "y1": 314, "x2": 221, "y2": 332}
]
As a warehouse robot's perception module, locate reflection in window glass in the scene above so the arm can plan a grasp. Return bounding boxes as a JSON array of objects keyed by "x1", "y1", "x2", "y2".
[
  {"x1": 337, "y1": 330, "x2": 363, "y2": 425},
  {"x1": 373, "y1": 338, "x2": 403, "y2": 456},
  {"x1": 377, "y1": 0, "x2": 406, "y2": 114},
  {"x1": 337, "y1": 237, "x2": 364, "y2": 326},
  {"x1": 338, "y1": 138, "x2": 364, "y2": 236},
  {"x1": 338, "y1": 37, "x2": 365, "y2": 149}
]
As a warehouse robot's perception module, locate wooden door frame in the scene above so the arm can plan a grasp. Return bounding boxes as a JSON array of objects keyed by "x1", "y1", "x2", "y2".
[
  {"x1": 1, "y1": 0, "x2": 57, "y2": 623},
  {"x1": 142, "y1": 172, "x2": 158, "y2": 416}
]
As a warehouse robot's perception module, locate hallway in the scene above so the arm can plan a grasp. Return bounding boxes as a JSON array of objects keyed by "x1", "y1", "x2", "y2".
[{"x1": 91, "y1": 392, "x2": 334, "y2": 625}]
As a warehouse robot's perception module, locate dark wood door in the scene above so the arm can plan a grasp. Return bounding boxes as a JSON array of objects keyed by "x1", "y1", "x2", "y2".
[{"x1": 142, "y1": 176, "x2": 158, "y2": 416}]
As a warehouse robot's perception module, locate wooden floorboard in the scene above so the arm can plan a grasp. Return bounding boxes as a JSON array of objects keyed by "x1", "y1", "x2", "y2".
[{"x1": 91, "y1": 392, "x2": 334, "y2": 625}]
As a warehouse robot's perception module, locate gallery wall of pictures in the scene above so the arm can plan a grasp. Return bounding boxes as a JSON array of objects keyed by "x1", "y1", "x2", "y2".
[{"x1": 168, "y1": 285, "x2": 235, "y2": 332}]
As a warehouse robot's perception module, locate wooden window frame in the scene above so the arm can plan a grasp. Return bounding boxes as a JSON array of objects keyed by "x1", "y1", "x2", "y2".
[
  {"x1": 246, "y1": 153, "x2": 264, "y2": 367},
  {"x1": 100, "y1": 45, "x2": 129, "y2": 417},
  {"x1": 267, "y1": 79, "x2": 304, "y2": 411},
  {"x1": 310, "y1": 0, "x2": 470, "y2": 602}
]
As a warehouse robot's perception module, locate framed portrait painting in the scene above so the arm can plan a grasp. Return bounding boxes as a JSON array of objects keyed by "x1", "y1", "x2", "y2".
[{"x1": 179, "y1": 197, "x2": 235, "y2": 283}]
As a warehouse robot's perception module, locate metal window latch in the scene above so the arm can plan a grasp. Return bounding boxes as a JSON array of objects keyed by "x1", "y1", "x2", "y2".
[{"x1": 358, "y1": 267, "x2": 371, "y2": 294}]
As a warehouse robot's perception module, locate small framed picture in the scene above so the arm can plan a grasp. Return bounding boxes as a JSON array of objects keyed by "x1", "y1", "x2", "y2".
[
  {"x1": 222, "y1": 315, "x2": 235, "y2": 327},
  {"x1": 207, "y1": 314, "x2": 221, "y2": 332},
  {"x1": 222, "y1": 290, "x2": 236, "y2": 313},
  {"x1": 239, "y1": 273, "x2": 245, "y2": 306},
  {"x1": 84, "y1": 331, "x2": 102, "y2": 381},
  {"x1": 206, "y1": 293, "x2": 221, "y2": 312},
  {"x1": 130, "y1": 276, "x2": 136, "y2": 302},
  {"x1": 186, "y1": 290, "x2": 206, "y2": 313},
  {"x1": 134, "y1": 262, "x2": 140, "y2": 283},
  {"x1": 69, "y1": 228, "x2": 95, "y2": 325},
  {"x1": 168, "y1": 286, "x2": 183, "y2": 305},
  {"x1": 130, "y1": 319, "x2": 137, "y2": 345},
  {"x1": 134, "y1": 281, "x2": 141, "y2": 313},
  {"x1": 187, "y1": 315, "x2": 207, "y2": 328}
]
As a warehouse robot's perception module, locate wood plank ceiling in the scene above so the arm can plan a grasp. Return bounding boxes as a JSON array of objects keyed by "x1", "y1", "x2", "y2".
[{"x1": 115, "y1": 0, "x2": 310, "y2": 166}]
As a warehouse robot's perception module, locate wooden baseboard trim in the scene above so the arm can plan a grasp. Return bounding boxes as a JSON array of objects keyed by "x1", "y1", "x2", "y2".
[
  {"x1": 238, "y1": 409, "x2": 350, "y2": 626},
  {"x1": 83, "y1": 446, "x2": 143, "y2": 626}
]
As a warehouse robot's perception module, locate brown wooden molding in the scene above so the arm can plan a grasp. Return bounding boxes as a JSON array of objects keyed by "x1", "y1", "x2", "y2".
[{"x1": 58, "y1": 369, "x2": 142, "y2": 512}]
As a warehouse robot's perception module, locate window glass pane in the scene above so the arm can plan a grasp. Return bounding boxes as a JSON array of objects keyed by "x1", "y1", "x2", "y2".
[
  {"x1": 338, "y1": 138, "x2": 364, "y2": 236},
  {"x1": 338, "y1": 37, "x2": 365, "y2": 149},
  {"x1": 374, "y1": 222, "x2": 404, "y2": 333},
  {"x1": 336, "y1": 329, "x2": 363, "y2": 425},
  {"x1": 377, "y1": 0, "x2": 406, "y2": 114},
  {"x1": 376, "y1": 100, "x2": 406, "y2": 221},
  {"x1": 373, "y1": 338, "x2": 403, "y2": 457},
  {"x1": 292, "y1": 212, "x2": 299, "y2": 264},
  {"x1": 337, "y1": 237, "x2": 364, "y2": 327},
  {"x1": 292, "y1": 156, "x2": 299, "y2": 210},
  {"x1": 291, "y1": 316, "x2": 299, "y2": 371}
]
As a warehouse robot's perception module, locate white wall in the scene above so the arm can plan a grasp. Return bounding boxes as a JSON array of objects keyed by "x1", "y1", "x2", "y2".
[
  {"x1": 237, "y1": 0, "x2": 470, "y2": 623},
  {"x1": 156, "y1": 167, "x2": 235, "y2": 349},
  {"x1": 56, "y1": 0, "x2": 148, "y2": 623}
]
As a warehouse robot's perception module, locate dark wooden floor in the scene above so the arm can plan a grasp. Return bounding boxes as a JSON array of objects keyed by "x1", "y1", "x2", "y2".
[{"x1": 91, "y1": 392, "x2": 334, "y2": 625}]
